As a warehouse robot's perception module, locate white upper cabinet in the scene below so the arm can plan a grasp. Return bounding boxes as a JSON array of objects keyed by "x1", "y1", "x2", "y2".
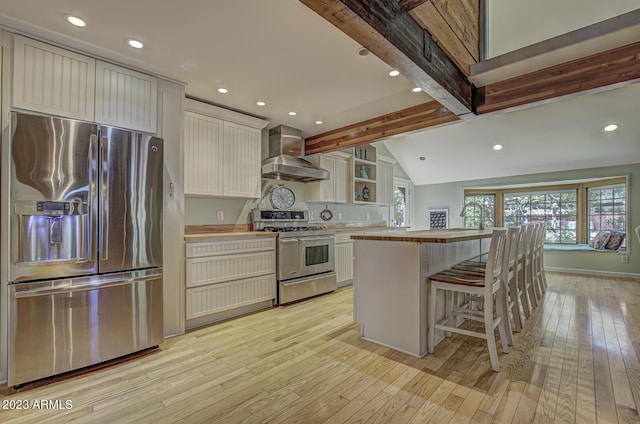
[
  {"x1": 222, "y1": 122, "x2": 261, "y2": 198},
  {"x1": 184, "y1": 99, "x2": 268, "y2": 199},
  {"x1": 377, "y1": 155, "x2": 396, "y2": 206},
  {"x1": 305, "y1": 152, "x2": 350, "y2": 203},
  {"x1": 12, "y1": 35, "x2": 158, "y2": 133},
  {"x1": 95, "y1": 61, "x2": 158, "y2": 133},
  {"x1": 12, "y1": 35, "x2": 96, "y2": 121},
  {"x1": 184, "y1": 111, "x2": 224, "y2": 196}
]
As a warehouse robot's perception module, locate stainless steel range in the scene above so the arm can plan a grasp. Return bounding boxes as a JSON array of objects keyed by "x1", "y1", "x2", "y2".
[{"x1": 252, "y1": 209, "x2": 336, "y2": 305}]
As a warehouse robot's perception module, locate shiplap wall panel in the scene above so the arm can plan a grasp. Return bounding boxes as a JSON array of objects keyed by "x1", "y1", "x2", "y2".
[
  {"x1": 186, "y1": 238, "x2": 275, "y2": 258},
  {"x1": 186, "y1": 251, "x2": 275, "y2": 288},
  {"x1": 186, "y1": 274, "x2": 276, "y2": 319},
  {"x1": 12, "y1": 35, "x2": 95, "y2": 121},
  {"x1": 183, "y1": 112, "x2": 224, "y2": 196},
  {"x1": 95, "y1": 61, "x2": 157, "y2": 133},
  {"x1": 223, "y1": 122, "x2": 261, "y2": 198}
]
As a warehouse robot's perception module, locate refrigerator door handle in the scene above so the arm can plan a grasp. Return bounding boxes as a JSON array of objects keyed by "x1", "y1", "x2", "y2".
[
  {"x1": 90, "y1": 133, "x2": 98, "y2": 262},
  {"x1": 13, "y1": 273, "x2": 163, "y2": 298},
  {"x1": 100, "y1": 136, "x2": 109, "y2": 261}
]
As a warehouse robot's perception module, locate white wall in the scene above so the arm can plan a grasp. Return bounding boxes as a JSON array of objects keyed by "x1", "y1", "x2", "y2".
[
  {"x1": 487, "y1": 0, "x2": 638, "y2": 57},
  {"x1": 413, "y1": 163, "x2": 640, "y2": 275}
]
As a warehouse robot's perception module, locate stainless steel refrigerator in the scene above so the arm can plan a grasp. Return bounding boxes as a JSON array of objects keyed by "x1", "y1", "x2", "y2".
[{"x1": 7, "y1": 112, "x2": 164, "y2": 387}]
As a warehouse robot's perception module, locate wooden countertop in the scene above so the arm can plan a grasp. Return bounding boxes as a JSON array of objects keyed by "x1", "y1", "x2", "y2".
[
  {"x1": 184, "y1": 232, "x2": 277, "y2": 242},
  {"x1": 350, "y1": 228, "x2": 495, "y2": 243}
]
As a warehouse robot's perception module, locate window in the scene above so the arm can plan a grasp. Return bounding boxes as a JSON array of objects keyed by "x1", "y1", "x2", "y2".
[
  {"x1": 462, "y1": 194, "x2": 495, "y2": 229},
  {"x1": 393, "y1": 178, "x2": 411, "y2": 227},
  {"x1": 462, "y1": 177, "x2": 627, "y2": 247},
  {"x1": 587, "y1": 182, "x2": 626, "y2": 242},
  {"x1": 503, "y1": 190, "x2": 577, "y2": 244}
]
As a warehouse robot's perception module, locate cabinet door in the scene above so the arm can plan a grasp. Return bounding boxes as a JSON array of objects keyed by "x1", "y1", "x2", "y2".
[
  {"x1": 95, "y1": 61, "x2": 157, "y2": 133},
  {"x1": 320, "y1": 155, "x2": 337, "y2": 201},
  {"x1": 335, "y1": 242, "x2": 354, "y2": 283},
  {"x1": 223, "y1": 122, "x2": 261, "y2": 198},
  {"x1": 333, "y1": 156, "x2": 349, "y2": 203},
  {"x1": 377, "y1": 160, "x2": 394, "y2": 206},
  {"x1": 184, "y1": 112, "x2": 224, "y2": 196},
  {"x1": 12, "y1": 35, "x2": 95, "y2": 121}
]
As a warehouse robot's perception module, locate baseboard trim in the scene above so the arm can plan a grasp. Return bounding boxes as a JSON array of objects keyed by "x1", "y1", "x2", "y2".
[{"x1": 545, "y1": 267, "x2": 640, "y2": 279}]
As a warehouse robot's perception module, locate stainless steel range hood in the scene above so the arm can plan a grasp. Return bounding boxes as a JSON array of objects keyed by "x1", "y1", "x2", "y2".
[{"x1": 261, "y1": 125, "x2": 330, "y2": 182}]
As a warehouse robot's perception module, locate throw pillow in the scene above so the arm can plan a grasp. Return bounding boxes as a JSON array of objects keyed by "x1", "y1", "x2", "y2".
[
  {"x1": 591, "y1": 230, "x2": 611, "y2": 250},
  {"x1": 605, "y1": 230, "x2": 625, "y2": 250}
]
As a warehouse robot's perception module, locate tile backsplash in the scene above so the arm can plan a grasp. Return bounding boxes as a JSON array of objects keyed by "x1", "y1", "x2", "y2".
[{"x1": 185, "y1": 179, "x2": 391, "y2": 227}]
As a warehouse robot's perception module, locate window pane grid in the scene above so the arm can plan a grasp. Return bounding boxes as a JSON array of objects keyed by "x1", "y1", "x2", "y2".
[
  {"x1": 587, "y1": 183, "x2": 626, "y2": 242},
  {"x1": 462, "y1": 195, "x2": 495, "y2": 229},
  {"x1": 503, "y1": 190, "x2": 577, "y2": 244}
]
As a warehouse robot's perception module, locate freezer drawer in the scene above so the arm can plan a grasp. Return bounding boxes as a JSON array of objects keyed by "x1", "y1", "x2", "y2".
[{"x1": 8, "y1": 269, "x2": 163, "y2": 387}]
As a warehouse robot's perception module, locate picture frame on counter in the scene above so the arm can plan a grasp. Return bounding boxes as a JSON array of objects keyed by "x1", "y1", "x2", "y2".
[{"x1": 428, "y1": 209, "x2": 449, "y2": 230}]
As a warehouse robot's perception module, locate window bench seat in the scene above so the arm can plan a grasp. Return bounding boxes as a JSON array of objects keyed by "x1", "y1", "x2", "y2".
[{"x1": 543, "y1": 244, "x2": 622, "y2": 252}]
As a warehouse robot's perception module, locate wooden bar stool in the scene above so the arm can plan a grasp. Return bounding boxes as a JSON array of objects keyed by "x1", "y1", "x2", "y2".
[
  {"x1": 519, "y1": 224, "x2": 537, "y2": 315},
  {"x1": 452, "y1": 226, "x2": 524, "y2": 337},
  {"x1": 532, "y1": 223, "x2": 547, "y2": 297},
  {"x1": 428, "y1": 229, "x2": 509, "y2": 372}
]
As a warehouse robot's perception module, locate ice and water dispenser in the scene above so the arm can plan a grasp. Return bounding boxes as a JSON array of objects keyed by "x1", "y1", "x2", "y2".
[{"x1": 14, "y1": 200, "x2": 90, "y2": 265}]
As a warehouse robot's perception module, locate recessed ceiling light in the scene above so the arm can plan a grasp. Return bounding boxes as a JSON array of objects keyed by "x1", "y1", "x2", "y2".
[
  {"x1": 127, "y1": 39, "x2": 144, "y2": 49},
  {"x1": 389, "y1": 70, "x2": 400, "y2": 77},
  {"x1": 493, "y1": 144, "x2": 503, "y2": 150},
  {"x1": 357, "y1": 47, "x2": 370, "y2": 57},
  {"x1": 603, "y1": 123, "x2": 619, "y2": 132},
  {"x1": 66, "y1": 15, "x2": 86, "y2": 27},
  {"x1": 315, "y1": 120, "x2": 323, "y2": 125},
  {"x1": 217, "y1": 88, "x2": 229, "y2": 94},
  {"x1": 256, "y1": 101, "x2": 266, "y2": 106},
  {"x1": 412, "y1": 87, "x2": 422, "y2": 93},
  {"x1": 288, "y1": 111, "x2": 297, "y2": 116}
]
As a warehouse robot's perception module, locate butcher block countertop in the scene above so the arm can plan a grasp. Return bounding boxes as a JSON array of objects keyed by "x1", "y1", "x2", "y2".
[{"x1": 350, "y1": 228, "x2": 495, "y2": 243}]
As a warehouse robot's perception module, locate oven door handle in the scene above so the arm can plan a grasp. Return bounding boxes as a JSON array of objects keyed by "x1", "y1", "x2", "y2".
[
  {"x1": 279, "y1": 239, "x2": 299, "y2": 244},
  {"x1": 299, "y1": 236, "x2": 334, "y2": 242}
]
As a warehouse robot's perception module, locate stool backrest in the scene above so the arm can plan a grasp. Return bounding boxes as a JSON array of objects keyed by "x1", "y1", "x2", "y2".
[{"x1": 485, "y1": 228, "x2": 508, "y2": 292}]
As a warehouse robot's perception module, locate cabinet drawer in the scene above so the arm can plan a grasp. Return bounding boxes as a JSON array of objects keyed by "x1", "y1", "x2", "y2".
[
  {"x1": 186, "y1": 274, "x2": 276, "y2": 319},
  {"x1": 335, "y1": 234, "x2": 356, "y2": 243},
  {"x1": 186, "y1": 238, "x2": 275, "y2": 258},
  {"x1": 186, "y1": 251, "x2": 275, "y2": 288}
]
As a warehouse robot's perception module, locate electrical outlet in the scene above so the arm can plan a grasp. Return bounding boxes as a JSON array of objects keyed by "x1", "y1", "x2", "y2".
[
  {"x1": 366, "y1": 212, "x2": 370, "y2": 220},
  {"x1": 338, "y1": 212, "x2": 343, "y2": 220},
  {"x1": 216, "y1": 210, "x2": 224, "y2": 221},
  {"x1": 310, "y1": 212, "x2": 314, "y2": 220},
  {"x1": 621, "y1": 255, "x2": 629, "y2": 263}
]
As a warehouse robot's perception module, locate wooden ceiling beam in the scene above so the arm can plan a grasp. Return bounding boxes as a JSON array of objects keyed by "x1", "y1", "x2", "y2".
[
  {"x1": 398, "y1": 0, "x2": 430, "y2": 11},
  {"x1": 476, "y1": 41, "x2": 640, "y2": 114},
  {"x1": 299, "y1": 0, "x2": 473, "y2": 116},
  {"x1": 305, "y1": 100, "x2": 458, "y2": 155}
]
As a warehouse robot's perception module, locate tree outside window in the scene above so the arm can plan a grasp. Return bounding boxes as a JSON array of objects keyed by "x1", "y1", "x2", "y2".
[
  {"x1": 393, "y1": 178, "x2": 410, "y2": 227},
  {"x1": 587, "y1": 183, "x2": 626, "y2": 243},
  {"x1": 503, "y1": 190, "x2": 577, "y2": 244},
  {"x1": 462, "y1": 194, "x2": 495, "y2": 229}
]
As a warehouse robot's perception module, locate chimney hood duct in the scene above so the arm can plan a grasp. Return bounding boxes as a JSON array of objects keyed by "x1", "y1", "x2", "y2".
[{"x1": 261, "y1": 125, "x2": 330, "y2": 182}]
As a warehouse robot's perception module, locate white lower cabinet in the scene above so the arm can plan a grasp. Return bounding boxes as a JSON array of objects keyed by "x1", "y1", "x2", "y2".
[
  {"x1": 185, "y1": 237, "x2": 276, "y2": 324},
  {"x1": 335, "y1": 234, "x2": 356, "y2": 286}
]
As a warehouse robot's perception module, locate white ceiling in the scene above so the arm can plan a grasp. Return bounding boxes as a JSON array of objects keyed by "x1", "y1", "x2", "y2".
[{"x1": 0, "y1": 0, "x2": 638, "y2": 186}]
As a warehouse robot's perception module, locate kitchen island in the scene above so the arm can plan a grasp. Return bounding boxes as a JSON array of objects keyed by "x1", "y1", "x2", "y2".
[{"x1": 351, "y1": 229, "x2": 493, "y2": 357}]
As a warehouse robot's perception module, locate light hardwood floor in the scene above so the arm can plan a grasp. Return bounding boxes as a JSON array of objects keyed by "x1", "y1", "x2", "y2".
[{"x1": 1, "y1": 272, "x2": 640, "y2": 423}]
